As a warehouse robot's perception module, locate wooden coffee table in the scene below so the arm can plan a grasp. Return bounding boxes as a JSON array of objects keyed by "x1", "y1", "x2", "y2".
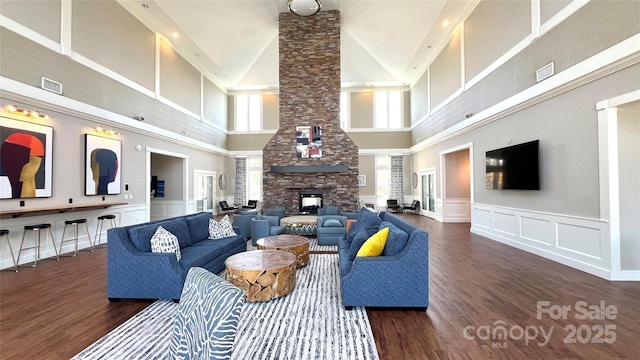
[
  {"x1": 256, "y1": 234, "x2": 310, "y2": 268},
  {"x1": 225, "y1": 250, "x2": 297, "y2": 302}
]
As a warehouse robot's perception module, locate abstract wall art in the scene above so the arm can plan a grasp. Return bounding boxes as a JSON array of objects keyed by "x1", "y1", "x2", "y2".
[
  {"x1": 296, "y1": 125, "x2": 322, "y2": 158},
  {"x1": 85, "y1": 134, "x2": 121, "y2": 195},
  {"x1": 0, "y1": 116, "x2": 53, "y2": 199}
]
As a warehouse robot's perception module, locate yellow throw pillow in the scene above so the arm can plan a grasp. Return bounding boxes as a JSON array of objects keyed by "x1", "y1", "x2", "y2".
[{"x1": 357, "y1": 227, "x2": 389, "y2": 257}]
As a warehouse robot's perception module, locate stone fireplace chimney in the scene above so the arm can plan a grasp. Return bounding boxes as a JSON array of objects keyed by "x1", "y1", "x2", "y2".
[{"x1": 262, "y1": 10, "x2": 359, "y2": 214}]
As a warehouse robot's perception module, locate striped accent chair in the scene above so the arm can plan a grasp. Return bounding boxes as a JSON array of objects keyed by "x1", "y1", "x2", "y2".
[{"x1": 170, "y1": 267, "x2": 245, "y2": 360}]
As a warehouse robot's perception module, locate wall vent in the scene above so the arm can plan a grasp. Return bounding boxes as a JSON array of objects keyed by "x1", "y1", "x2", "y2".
[
  {"x1": 41, "y1": 77, "x2": 62, "y2": 95},
  {"x1": 536, "y1": 62, "x2": 554, "y2": 83}
]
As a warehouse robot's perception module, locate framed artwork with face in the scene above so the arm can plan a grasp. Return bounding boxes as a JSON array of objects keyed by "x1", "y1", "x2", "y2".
[
  {"x1": 0, "y1": 116, "x2": 53, "y2": 199},
  {"x1": 85, "y1": 134, "x2": 121, "y2": 195}
]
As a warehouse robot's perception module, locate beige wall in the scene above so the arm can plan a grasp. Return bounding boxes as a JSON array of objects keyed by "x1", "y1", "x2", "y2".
[
  {"x1": 347, "y1": 131, "x2": 411, "y2": 149},
  {"x1": 464, "y1": 0, "x2": 530, "y2": 81},
  {"x1": 262, "y1": 93, "x2": 279, "y2": 130},
  {"x1": 350, "y1": 92, "x2": 374, "y2": 128},
  {"x1": 72, "y1": 0, "x2": 155, "y2": 91},
  {"x1": 540, "y1": 0, "x2": 572, "y2": 24},
  {"x1": 159, "y1": 39, "x2": 201, "y2": 114},
  {"x1": 203, "y1": 77, "x2": 227, "y2": 129},
  {"x1": 0, "y1": 0, "x2": 61, "y2": 43},
  {"x1": 430, "y1": 28, "x2": 462, "y2": 108},
  {"x1": 358, "y1": 155, "x2": 376, "y2": 196}
]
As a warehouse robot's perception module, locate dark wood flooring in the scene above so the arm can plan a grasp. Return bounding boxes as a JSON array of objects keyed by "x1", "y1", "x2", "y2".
[{"x1": 1, "y1": 215, "x2": 639, "y2": 359}]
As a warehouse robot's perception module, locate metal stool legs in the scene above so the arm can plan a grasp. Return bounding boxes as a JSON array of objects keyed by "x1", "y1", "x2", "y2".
[
  {"x1": 17, "y1": 224, "x2": 58, "y2": 267},
  {"x1": 59, "y1": 219, "x2": 92, "y2": 256},
  {"x1": 94, "y1": 215, "x2": 117, "y2": 248},
  {"x1": 0, "y1": 230, "x2": 18, "y2": 272}
]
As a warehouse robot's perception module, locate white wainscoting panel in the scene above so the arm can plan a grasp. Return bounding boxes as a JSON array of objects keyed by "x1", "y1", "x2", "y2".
[
  {"x1": 494, "y1": 211, "x2": 517, "y2": 236},
  {"x1": 442, "y1": 198, "x2": 471, "y2": 222},
  {"x1": 471, "y1": 203, "x2": 611, "y2": 280},
  {"x1": 557, "y1": 222, "x2": 602, "y2": 259},
  {"x1": 150, "y1": 200, "x2": 186, "y2": 221},
  {"x1": 520, "y1": 216, "x2": 552, "y2": 246}
]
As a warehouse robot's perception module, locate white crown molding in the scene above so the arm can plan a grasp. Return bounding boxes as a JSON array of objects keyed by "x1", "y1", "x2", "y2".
[
  {"x1": 358, "y1": 148, "x2": 410, "y2": 156},
  {"x1": 227, "y1": 130, "x2": 277, "y2": 136},
  {"x1": 229, "y1": 150, "x2": 264, "y2": 157},
  {"x1": 346, "y1": 127, "x2": 411, "y2": 133}
]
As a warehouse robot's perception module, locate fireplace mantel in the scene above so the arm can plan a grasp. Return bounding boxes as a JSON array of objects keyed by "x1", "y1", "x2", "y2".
[{"x1": 270, "y1": 165, "x2": 348, "y2": 173}]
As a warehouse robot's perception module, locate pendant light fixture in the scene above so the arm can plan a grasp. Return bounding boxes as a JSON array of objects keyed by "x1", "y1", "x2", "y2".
[{"x1": 288, "y1": 0, "x2": 321, "y2": 17}]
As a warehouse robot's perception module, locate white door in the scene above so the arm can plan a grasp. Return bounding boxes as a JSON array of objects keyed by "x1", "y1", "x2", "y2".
[
  {"x1": 421, "y1": 169, "x2": 436, "y2": 218},
  {"x1": 195, "y1": 171, "x2": 216, "y2": 212}
]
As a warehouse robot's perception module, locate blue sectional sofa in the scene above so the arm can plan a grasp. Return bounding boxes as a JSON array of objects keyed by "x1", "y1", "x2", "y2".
[
  {"x1": 339, "y1": 209, "x2": 429, "y2": 309},
  {"x1": 107, "y1": 212, "x2": 247, "y2": 301}
]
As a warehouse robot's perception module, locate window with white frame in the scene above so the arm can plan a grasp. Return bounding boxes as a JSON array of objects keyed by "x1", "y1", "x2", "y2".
[
  {"x1": 340, "y1": 91, "x2": 349, "y2": 129},
  {"x1": 247, "y1": 157, "x2": 262, "y2": 201},
  {"x1": 374, "y1": 90, "x2": 402, "y2": 129},
  {"x1": 235, "y1": 94, "x2": 261, "y2": 131},
  {"x1": 375, "y1": 156, "x2": 390, "y2": 206}
]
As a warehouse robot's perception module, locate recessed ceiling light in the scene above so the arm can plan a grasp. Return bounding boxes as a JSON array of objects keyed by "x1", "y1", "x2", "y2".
[
  {"x1": 172, "y1": 32, "x2": 179, "y2": 38},
  {"x1": 442, "y1": 20, "x2": 449, "y2": 27}
]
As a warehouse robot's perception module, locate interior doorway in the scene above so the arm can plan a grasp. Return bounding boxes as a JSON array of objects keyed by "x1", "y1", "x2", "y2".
[
  {"x1": 440, "y1": 143, "x2": 473, "y2": 223},
  {"x1": 597, "y1": 91, "x2": 640, "y2": 280},
  {"x1": 146, "y1": 147, "x2": 188, "y2": 221}
]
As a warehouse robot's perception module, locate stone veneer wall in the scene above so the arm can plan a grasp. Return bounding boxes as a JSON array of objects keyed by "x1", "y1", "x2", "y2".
[{"x1": 262, "y1": 10, "x2": 359, "y2": 214}]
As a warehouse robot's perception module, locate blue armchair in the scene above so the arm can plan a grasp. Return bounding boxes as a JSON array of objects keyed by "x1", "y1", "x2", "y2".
[
  {"x1": 250, "y1": 214, "x2": 285, "y2": 245},
  {"x1": 316, "y1": 215, "x2": 347, "y2": 245},
  {"x1": 232, "y1": 211, "x2": 257, "y2": 239},
  {"x1": 263, "y1": 206, "x2": 286, "y2": 220}
]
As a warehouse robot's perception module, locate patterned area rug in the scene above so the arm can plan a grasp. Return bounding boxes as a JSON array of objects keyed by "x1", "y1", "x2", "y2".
[{"x1": 72, "y1": 254, "x2": 378, "y2": 360}]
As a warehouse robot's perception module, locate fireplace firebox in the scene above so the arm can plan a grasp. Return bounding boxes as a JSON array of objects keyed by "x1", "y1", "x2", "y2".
[{"x1": 299, "y1": 192, "x2": 323, "y2": 214}]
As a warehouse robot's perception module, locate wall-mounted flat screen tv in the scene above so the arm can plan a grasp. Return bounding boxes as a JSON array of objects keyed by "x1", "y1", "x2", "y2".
[{"x1": 485, "y1": 140, "x2": 540, "y2": 190}]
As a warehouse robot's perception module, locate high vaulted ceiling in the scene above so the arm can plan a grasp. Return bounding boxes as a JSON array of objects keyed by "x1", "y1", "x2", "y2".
[{"x1": 118, "y1": 0, "x2": 478, "y2": 91}]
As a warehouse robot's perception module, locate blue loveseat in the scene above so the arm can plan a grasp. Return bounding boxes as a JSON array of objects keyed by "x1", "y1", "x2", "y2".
[
  {"x1": 339, "y1": 209, "x2": 429, "y2": 309},
  {"x1": 107, "y1": 212, "x2": 247, "y2": 301}
]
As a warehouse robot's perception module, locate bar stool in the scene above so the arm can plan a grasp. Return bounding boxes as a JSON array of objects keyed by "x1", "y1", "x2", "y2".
[
  {"x1": 17, "y1": 223, "x2": 58, "y2": 267},
  {"x1": 1, "y1": 230, "x2": 18, "y2": 272},
  {"x1": 95, "y1": 214, "x2": 117, "y2": 247},
  {"x1": 59, "y1": 219, "x2": 92, "y2": 256}
]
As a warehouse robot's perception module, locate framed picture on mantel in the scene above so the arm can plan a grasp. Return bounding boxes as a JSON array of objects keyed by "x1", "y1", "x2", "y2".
[{"x1": 296, "y1": 125, "x2": 322, "y2": 158}]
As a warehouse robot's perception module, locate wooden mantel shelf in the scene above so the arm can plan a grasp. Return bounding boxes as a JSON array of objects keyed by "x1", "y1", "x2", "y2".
[
  {"x1": 270, "y1": 165, "x2": 348, "y2": 173},
  {"x1": 0, "y1": 202, "x2": 128, "y2": 219}
]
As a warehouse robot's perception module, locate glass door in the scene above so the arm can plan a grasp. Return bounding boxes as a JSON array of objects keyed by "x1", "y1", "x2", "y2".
[
  {"x1": 421, "y1": 169, "x2": 436, "y2": 218},
  {"x1": 195, "y1": 171, "x2": 215, "y2": 212}
]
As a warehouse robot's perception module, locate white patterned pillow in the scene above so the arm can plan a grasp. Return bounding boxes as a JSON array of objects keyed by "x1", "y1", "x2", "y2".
[
  {"x1": 150, "y1": 226, "x2": 181, "y2": 261},
  {"x1": 209, "y1": 215, "x2": 238, "y2": 239},
  {"x1": 218, "y1": 214, "x2": 237, "y2": 237},
  {"x1": 209, "y1": 218, "x2": 223, "y2": 239}
]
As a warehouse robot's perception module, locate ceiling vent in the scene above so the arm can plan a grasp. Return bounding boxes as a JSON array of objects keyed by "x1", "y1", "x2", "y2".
[
  {"x1": 536, "y1": 62, "x2": 554, "y2": 83},
  {"x1": 41, "y1": 77, "x2": 62, "y2": 95}
]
